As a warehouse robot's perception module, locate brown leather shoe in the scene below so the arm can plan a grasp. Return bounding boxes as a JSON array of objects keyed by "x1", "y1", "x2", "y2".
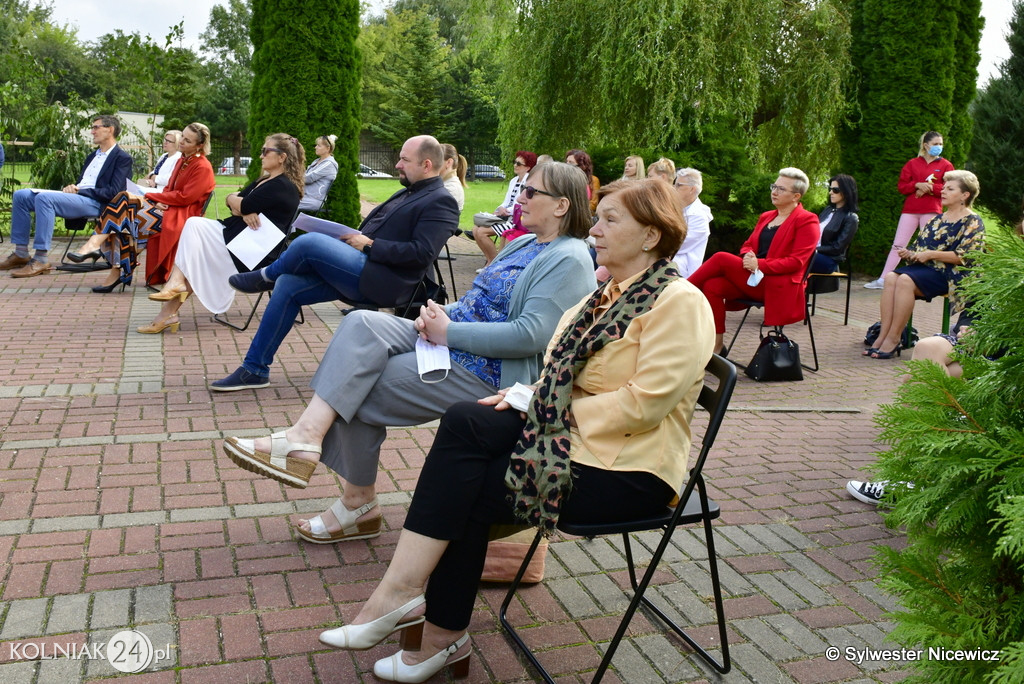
[
  {"x1": 10, "y1": 260, "x2": 53, "y2": 278},
  {"x1": 0, "y1": 253, "x2": 30, "y2": 270}
]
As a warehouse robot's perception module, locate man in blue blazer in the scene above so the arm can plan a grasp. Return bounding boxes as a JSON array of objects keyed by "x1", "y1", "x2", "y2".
[
  {"x1": 2, "y1": 115, "x2": 134, "y2": 278},
  {"x1": 210, "y1": 134, "x2": 460, "y2": 391}
]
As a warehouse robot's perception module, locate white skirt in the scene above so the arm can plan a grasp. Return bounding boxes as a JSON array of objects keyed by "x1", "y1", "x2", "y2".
[{"x1": 176, "y1": 217, "x2": 237, "y2": 314}]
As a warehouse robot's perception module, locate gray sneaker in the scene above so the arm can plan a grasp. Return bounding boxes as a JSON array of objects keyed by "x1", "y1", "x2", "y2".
[{"x1": 863, "y1": 277, "x2": 885, "y2": 289}]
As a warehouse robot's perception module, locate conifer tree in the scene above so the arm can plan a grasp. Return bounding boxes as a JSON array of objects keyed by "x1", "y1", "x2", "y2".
[
  {"x1": 970, "y1": 0, "x2": 1024, "y2": 227},
  {"x1": 872, "y1": 232, "x2": 1024, "y2": 683},
  {"x1": 248, "y1": 0, "x2": 361, "y2": 226}
]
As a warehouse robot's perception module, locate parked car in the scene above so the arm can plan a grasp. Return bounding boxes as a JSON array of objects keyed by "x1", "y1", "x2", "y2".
[
  {"x1": 217, "y1": 156, "x2": 252, "y2": 175},
  {"x1": 473, "y1": 164, "x2": 506, "y2": 180},
  {"x1": 357, "y1": 164, "x2": 393, "y2": 179}
]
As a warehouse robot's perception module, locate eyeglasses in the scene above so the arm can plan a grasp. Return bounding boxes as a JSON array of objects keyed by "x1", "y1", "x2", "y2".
[
  {"x1": 260, "y1": 147, "x2": 282, "y2": 156},
  {"x1": 513, "y1": 160, "x2": 527, "y2": 167},
  {"x1": 828, "y1": 186, "x2": 841, "y2": 193},
  {"x1": 769, "y1": 184, "x2": 795, "y2": 194},
  {"x1": 674, "y1": 181, "x2": 695, "y2": 188},
  {"x1": 90, "y1": 124, "x2": 111, "y2": 131},
  {"x1": 521, "y1": 185, "x2": 557, "y2": 200}
]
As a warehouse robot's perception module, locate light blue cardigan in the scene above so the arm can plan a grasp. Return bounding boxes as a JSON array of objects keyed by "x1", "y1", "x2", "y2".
[{"x1": 445, "y1": 234, "x2": 596, "y2": 387}]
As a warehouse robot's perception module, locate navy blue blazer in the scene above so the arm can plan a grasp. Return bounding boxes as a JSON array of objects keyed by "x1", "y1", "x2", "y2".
[
  {"x1": 357, "y1": 176, "x2": 460, "y2": 307},
  {"x1": 76, "y1": 145, "x2": 134, "y2": 205}
]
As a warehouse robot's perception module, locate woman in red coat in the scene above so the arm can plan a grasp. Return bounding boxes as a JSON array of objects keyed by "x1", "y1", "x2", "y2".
[
  {"x1": 69, "y1": 122, "x2": 216, "y2": 291},
  {"x1": 688, "y1": 168, "x2": 820, "y2": 353}
]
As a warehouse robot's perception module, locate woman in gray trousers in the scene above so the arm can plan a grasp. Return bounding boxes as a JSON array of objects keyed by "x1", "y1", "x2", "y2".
[{"x1": 224, "y1": 162, "x2": 597, "y2": 543}]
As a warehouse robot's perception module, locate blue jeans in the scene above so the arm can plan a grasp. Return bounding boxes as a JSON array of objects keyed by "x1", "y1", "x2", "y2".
[
  {"x1": 242, "y1": 233, "x2": 370, "y2": 377},
  {"x1": 11, "y1": 189, "x2": 102, "y2": 251}
]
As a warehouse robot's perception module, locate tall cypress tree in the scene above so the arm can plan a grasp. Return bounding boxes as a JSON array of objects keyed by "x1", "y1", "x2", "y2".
[
  {"x1": 839, "y1": 1, "x2": 980, "y2": 273},
  {"x1": 248, "y1": 0, "x2": 361, "y2": 226}
]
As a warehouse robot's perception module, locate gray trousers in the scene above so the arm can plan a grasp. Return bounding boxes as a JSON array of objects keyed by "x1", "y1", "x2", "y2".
[{"x1": 310, "y1": 310, "x2": 495, "y2": 487}]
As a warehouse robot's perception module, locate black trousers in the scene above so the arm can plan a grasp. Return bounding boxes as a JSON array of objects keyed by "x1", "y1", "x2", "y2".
[{"x1": 405, "y1": 401, "x2": 676, "y2": 631}]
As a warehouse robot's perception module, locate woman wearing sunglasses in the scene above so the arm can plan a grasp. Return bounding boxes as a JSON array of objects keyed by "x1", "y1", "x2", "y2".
[
  {"x1": 138, "y1": 133, "x2": 303, "y2": 334},
  {"x1": 223, "y1": 162, "x2": 596, "y2": 544}
]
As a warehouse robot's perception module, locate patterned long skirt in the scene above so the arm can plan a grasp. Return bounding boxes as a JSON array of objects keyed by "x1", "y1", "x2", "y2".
[{"x1": 96, "y1": 191, "x2": 163, "y2": 284}]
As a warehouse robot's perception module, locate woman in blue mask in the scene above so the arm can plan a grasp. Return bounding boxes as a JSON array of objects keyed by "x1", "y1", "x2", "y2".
[{"x1": 864, "y1": 131, "x2": 954, "y2": 289}]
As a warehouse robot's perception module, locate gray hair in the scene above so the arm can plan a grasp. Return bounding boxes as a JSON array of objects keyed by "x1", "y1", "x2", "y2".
[
  {"x1": 675, "y1": 167, "x2": 703, "y2": 193},
  {"x1": 777, "y1": 167, "x2": 809, "y2": 195}
]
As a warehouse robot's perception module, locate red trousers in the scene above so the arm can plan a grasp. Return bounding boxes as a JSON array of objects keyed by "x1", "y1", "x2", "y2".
[{"x1": 688, "y1": 252, "x2": 765, "y2": 333}]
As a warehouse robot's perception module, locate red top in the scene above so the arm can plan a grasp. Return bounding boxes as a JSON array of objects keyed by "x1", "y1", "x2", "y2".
[{"x1": 897, "y1": 155, "x2": 954, "y2": 215}]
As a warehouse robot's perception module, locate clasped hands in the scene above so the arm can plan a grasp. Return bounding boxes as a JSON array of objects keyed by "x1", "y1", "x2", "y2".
[
  {"x1": 741, "y1": 251, "x2": 758, "y2": 273},
  {"x1": 414, "y1": 299, "x2": 450, "y2": 345},
  {"x1": 896, "y1": 246, "x2": 927, "y2": 263},
  {"x1": 914, "y1": 181, "x2": 933, "y2": 198}
]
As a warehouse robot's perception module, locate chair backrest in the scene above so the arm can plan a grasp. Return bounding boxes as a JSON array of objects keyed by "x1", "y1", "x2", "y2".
[
  {"x1": 672, "y1": 353, "x2": 737, "y2": 517},
  {"x1": 312, "y1": 178, "x2": 335, "y2": 217}
]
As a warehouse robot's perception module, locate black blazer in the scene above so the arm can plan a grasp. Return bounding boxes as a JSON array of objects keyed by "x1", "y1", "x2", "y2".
[
  {"x1": 76, "y1": 145, "x2": 135, "y2": 205},
  {"x1": 817, "y1": 206, "x2": 859, "y2": 262},
  {"x1": 357, "y1": 176, "x2": 460, "y2": 307}
]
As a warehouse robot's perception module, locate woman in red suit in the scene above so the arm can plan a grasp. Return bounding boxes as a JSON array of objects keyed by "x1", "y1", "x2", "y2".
[
  {"x1": 688, "y1": 167, "x2": 820, "y2": 353},
  {"x1": 69, "y1": 122, "x2": 216, "y2": 291}
]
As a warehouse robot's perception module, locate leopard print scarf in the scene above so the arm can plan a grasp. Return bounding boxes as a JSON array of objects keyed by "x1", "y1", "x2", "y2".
[{"x1": 505, "y1": 259, "x2": 679, "y2": 531}]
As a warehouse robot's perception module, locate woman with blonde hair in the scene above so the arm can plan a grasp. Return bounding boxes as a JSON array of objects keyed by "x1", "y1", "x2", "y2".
[
  {"x1": 621, "y1": 155, "x2": 646, "y2": 180},
  {"x1": 68, "y1": 122, "x2": 216, "y2": 291},
  {"x1": 440, "y1": 143, "x2": 467, "y2": 211},
  {"x1": 137, "y1": 133, "x2": 303, "y2": 334},
  {"x1": 647, "y1": 157, "x2": 676, "y2": 183},
  {"x1": 297, "y1": 134, "x2": 338, "y2": 213}
]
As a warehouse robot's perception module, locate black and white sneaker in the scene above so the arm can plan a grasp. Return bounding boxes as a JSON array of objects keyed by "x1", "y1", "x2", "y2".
[{"x1": 847, "y1": 480, "x2": 887, "y2": 505}]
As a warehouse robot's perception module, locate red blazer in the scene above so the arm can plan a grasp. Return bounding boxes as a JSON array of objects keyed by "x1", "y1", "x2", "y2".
[
  {"x1": 739, "y1": 204, "x2": 819, "y2": 326},
  {"x1": 145, "y1": 154, "x2": 216, "y2": 283}
]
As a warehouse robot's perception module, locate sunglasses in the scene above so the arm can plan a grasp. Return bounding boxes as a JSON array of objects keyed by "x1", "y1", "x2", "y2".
[
  {"x1": 260, "y1": 147, "x2": 282, "y2": 156},
  {"x1": 521, "y1": 185, "x2": 557, "y2": 200},
  {"x1": 828, "y1": 186, "x2": 841, "y2": 192},
  {"x1": 513, "y1": 160, "x2": 526, "y2": 167}
]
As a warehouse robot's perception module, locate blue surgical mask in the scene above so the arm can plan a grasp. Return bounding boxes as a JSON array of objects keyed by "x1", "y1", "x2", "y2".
[{"x1": 928, "y1": 144, "x2": 943, "y2": 157}]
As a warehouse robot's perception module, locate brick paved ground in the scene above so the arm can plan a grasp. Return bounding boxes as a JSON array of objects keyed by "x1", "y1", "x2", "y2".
[{"x1": 0, "y1": 234, "x2": 949, "y2": 683}]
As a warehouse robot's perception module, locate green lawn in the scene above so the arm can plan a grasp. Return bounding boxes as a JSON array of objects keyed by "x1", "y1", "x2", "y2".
[{"x1": 357, "y1": 178, "x2": 508, "y2": 230}]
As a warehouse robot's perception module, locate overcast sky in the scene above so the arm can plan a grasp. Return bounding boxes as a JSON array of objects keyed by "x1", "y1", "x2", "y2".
[{"x1": 42, "y1": 0, "x2": 1014, "y2": 86}]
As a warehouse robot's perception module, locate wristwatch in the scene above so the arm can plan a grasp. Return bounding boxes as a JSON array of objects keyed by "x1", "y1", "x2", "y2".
[{"x1": 362, "y1": 242, "x2": 372, "y2": 256}]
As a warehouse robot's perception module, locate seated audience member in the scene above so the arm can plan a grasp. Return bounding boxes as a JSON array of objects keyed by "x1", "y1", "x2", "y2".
[
  {"x1": 863, "y1": 170, "x2": 984, "y2": 360},
  {"x1": 471, "y1": 151, "x2": 535, "y2": 266},
  {"x1": 672, "y1": 167, "x2": 713, "y2": 277},
  {"x1": 222, "y1": 162, "x2": 597, "y2": 547},
  {"x1": 622, "y1": 154, "x2": 646, "y2": 180},
  {"x1": 688, "y1": 168, "x2": 819, "y2": 354},
  {"x1": 440, "y1": 143, "x2": 466, "y2": 212},
  {"x1": 647, "y1": 157, "x2": 676, "y2": 183},
  {"x1": 68, "y1": 123, "x2": 215, "y2": 292},
  {"x1": 536, "y1": 154, "x2": 554, "y2": 165},
  {"x1": 137, "y1": 133, "x2": 304, "y2": 334},
  {"x1": 139, "y1": 130, "x2": 182, "y2": 191},
  {"x1": 2, "y1": 115, "x2": 133, "y2": 278},
  {"x1": 209, "y1": 135, "x2": 459, "y2": 390},
  {"x1": 297, "y1": 135, "x2": 338, "y2": 212},
  {"x1": 812, "y1": 174, "x2": 859, "y2": 275},
  {"x1": 304, "y1": 178, "x2": 714, "y2": 681},
  {"x1": 0, "y1": 141, "x2": 5, "y2": 172},
  {"x1": 565, "y1": 149, "x2": 599, "y2": 213}
]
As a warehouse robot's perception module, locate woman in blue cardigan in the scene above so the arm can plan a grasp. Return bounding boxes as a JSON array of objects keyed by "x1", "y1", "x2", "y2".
[{"x1": 224, "y1": 162, "x2": 597, "y2": 543}]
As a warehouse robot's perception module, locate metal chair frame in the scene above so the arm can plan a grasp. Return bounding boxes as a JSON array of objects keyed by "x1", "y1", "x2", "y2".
[{"x1": 499, "y1": 354, "x2": 737, "y2": 682}]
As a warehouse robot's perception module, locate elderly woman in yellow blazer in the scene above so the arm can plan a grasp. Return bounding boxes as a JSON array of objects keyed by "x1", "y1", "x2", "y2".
[{"x1": 314, "y1": 177, "x2": 716, "y2": 682}]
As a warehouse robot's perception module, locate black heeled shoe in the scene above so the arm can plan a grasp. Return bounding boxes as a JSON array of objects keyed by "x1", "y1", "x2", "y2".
[
  {"x1": 67, "y1": 250, "x2": 103, "y2": 264},
  {"x1": 92, "y1": 274, "x2": 129, "y2": 293},
  {"x1": 870, "y1": 344, "x2": 902, "y2": 359}
]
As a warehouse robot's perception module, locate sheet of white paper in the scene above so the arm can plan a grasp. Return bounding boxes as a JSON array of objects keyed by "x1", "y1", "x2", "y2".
[
  {"x1": 30, "y1": 189, "x2": 65, "y2": 195},
  {"x1": 225, "y1": 214, "x2": 287, "y2": 270},
  {"x1": 292, "y1": 212, "x2": 360, "y2": 238},
  {"x1": 416, "y1": 337, "x2": 451, "y2": 377},
  {"x1": 126, "y1": 178, "x2": 150, "y2": 195}
]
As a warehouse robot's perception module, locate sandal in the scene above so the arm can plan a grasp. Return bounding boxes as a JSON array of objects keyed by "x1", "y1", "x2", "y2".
[
  {"x1": 298, "y1": 498, "x2": 382, "y2": 544},
  {"x1": 223, "y1": 431, "x2": 321, "y2": 488},
  {"x1": 870, "y1": 344, "x2": 902, "y2": 359}
]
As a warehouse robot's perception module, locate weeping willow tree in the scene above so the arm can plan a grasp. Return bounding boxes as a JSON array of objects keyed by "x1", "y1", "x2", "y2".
[{"x1": 492, "y1": 0, "x2": 851, "y2": 181}]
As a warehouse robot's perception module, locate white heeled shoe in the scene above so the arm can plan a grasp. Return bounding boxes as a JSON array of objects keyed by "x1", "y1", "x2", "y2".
[
  {"x1": 319, "y1": 595, "x2": 425, "y2": 651},
  {"x1": 373, "y1": 633, "x2": 470, "y2": 683},
  {"x1": 297, "y1": 497, "x2": 382, "y2": 544}
]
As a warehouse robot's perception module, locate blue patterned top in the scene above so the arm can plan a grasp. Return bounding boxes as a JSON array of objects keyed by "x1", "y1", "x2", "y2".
[{"x1": 449, "y1": 240, "x2": 550, "y2": 386}]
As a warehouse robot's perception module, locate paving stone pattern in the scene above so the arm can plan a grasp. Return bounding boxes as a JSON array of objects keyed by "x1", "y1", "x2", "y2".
[{"x1": 0, "y1": 236, "x2": 948, "y2": 682}]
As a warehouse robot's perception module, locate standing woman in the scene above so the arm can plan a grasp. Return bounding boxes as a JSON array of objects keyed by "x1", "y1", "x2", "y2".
[
  {"x1": 138, "y1": 133, "x2": 303, "y2": 334},
  {"x1": 865, "y1": 131, "x2": 953, "y2": 289},
  {"x1": 297, "y1": 135, "x2": 338, "y2": 213},
  {"x1": 688, "y1": 168, "x2": 819, "y2": 354},
  {"x1": 68, "y1": 123, "x2": 216, "y2": 291},
  {"x1": 621, "y1": 154, "x2": 646, "y2": 181},
  {"x1": 813, "y1": 174, "x2": 860, "y2": 274}
]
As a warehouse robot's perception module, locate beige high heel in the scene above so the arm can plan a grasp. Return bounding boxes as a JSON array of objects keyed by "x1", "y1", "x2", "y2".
[
  {"x1": 148, "y1": 289, "x2": 190, "y2": 302},
  {"x1": 137, "y1": 316, "x2": 180, "y2": 334}
]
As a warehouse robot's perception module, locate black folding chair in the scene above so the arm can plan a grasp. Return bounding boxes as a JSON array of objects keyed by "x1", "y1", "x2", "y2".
[
  {"x1": 500, "y1": 354, "x2": 737, "y2": 681},
  {"x1": 725, "y1": 252, "x2": 819, "y2": 372},
  {"x1": 807, "y1": 256, "x2": 853, "y2": 326}
]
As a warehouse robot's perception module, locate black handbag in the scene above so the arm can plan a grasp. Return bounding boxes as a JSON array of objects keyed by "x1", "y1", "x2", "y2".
[
  {"x1": 864, "y1": 320, "x2": 918, "y2": 348},
  {"x1": 746, "y1": 328, "x2": 803, "y2": 382}
]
